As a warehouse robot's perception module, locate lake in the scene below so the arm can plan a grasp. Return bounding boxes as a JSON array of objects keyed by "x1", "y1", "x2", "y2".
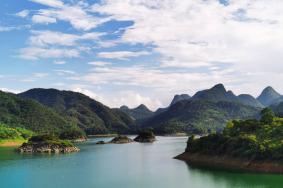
[{"x1": 0, "y1": 136, "x2": 282, "y2": 188}]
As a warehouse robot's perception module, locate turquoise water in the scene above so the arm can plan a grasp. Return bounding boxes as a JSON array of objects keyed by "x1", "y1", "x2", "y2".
[{"x1": 0, "y1": 136, "x2": 283, "y2": 188}]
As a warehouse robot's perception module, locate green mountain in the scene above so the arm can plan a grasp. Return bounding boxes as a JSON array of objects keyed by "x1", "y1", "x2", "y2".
[
  {"x1": 170, "y1": 94, "x2": 191, "y2": 106},
  {"x1": 257, "y1": 86, "x2": 282, "y2": 106},
  {"x1": 142, "y1": 99, "x2": 260, "y2": 134},
  {"x1": 119, "y1": 104, "x2": 154, "y2": 120},
  {"x1": 192, "y1": 84, "x2": 238, "y2": 102},
  {"x1": 18, "y1": 88, "x2": 135, "y2": 135},
  {"x1": 238, "y1": 94, "x2": 264, "y2": 108},
  {"x1": 177, "y1": 109, "x2": 283, "y2": 173},
  {"x1": 0, "y1": 91, "x2": 77, "y2": 134},
  {"x1": 142, "y1": 84, "x2": 262, "y2": 134}
]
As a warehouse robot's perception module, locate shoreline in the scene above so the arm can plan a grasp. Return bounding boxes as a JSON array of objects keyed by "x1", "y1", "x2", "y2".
[
  {"x1": 0, "y1": 140, "x2": 26, "y2": 147},
  {"x1": 175, "y1": 152, "x2": 283, "y2": 174}
]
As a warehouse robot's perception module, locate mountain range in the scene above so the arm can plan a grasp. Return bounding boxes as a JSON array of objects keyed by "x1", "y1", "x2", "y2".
[{"x1": 0, "y1": 84, "x2": 282, "y2": 137}]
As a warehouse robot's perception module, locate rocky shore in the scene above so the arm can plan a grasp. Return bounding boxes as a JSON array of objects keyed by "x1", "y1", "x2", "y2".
[
  {"x1": 18, "y1": 142, "x2": 80, "y2": 153},
  {"x1": 134, "y1": 131, "x2": 156, "y2": 143},
  {"x1": 175, "y1": 152, "x2": 283, "y2": 174}
]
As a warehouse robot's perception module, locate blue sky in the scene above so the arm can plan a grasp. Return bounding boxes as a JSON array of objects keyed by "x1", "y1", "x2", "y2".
[{"x1": 1, "y1": 0, "x2": 283, "y2": 110}]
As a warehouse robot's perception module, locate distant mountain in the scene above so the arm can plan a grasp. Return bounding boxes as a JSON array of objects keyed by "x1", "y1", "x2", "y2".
[
  {"x1": 140, "y1": 84, "x2": 264, "y2": 134},
  {"x1": 119, "y1": 104, "x2": 154, "y2": 120},
  {"x1": 191, "y1": 84, "x2": 238, "y2": 102},
  {"x1": 170, "y1": 94, "x2": 191, "y2": 106},
  {"x1": 271, "y1": 101, "x2": 283, "y2": 117},
  {"x1": 238, "y1": 94, "x2": 264, "y2": 108},
  {"x1": 0, "y1": 91, "x2": 76, "y2": 134},
  {"x1": 257, "y1": 86, "x2": 282, "y2": 106},
  {"x1": 142, "y1": 99, "x2": 260, "y2": 135},
  {"x1": 18, "y1": 89, "x2": 136, "y2": 135}
]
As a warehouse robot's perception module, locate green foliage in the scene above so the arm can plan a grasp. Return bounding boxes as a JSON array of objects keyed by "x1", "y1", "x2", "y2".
[
  {"x1": 143, "y1": 100, "x2": 260, "y2": 135},
  {"x1": 19, "y1": 89, "x2": 136, "y2": 134},
  {"x1": 59, "y1": 128, "x2": 86, "y2": 140},
  {"x1": 0, "y1": 91, "x2": 77, "y2": 135},
  {"x1": 260, "y1": 108, "x2": 275, "y2": 124},
  {"x1": 28, "y1": 134, "x2": 74, "y2": 147},
  {"x1": 0, "y1": 123, "x2": 33, "y2": 140},
  {"x1": 187, "y1": 109, "x2": 283, "y2": 161}
]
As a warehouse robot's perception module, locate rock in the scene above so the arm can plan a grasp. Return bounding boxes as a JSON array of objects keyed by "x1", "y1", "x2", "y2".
[
  {"x1": 134, "y1": 131, "x2": 156, "y2": 143},
  {"x1": 96, "y1": 141, "x2": 106, "y2": 145},
  {"x1": 18, "y1": 142, "x2": 80, "y2": 153},
  {"x1": 17, "y1": 135, "x2": 80, "y2": 154},
  {"x1": 109, "y1": 135, "x2": 133, "y2": 144}
]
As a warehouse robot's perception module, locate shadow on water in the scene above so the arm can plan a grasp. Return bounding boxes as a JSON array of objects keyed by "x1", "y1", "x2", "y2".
[{"x1": 184, "y1": 162, "x2": 283, "y2": 188}]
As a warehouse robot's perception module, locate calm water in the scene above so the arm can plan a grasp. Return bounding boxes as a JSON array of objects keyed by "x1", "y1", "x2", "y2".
[{"x1": 0, "y1": 136, "x2": 282, "y2": 188}]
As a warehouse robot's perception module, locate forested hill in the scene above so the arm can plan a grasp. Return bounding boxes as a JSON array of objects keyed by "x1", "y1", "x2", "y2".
[
  {"x1": 18, "y1": 88, "x2": 136, "y2": 135},
  {"x1": 0, "y1": 91, "x2": 77, "y2": 134}
]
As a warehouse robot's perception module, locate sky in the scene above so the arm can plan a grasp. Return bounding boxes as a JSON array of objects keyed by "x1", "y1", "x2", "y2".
[{"x1": 1, "y1": 0, "x2": 283, "y2": 110}]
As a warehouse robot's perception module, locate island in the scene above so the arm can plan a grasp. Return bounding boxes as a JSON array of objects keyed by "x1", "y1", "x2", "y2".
[
  {"x1": 109, "y1": 135, "x2": 133, "y2": 144},
  {"x1": 134, "y1": 130, "x2": 156, "y2": 143},
  {"x1": 18, "y1": 135, "x2": 80, "y2": 153},
  {"x1": 176, "y1": 108, "x2": 283, "y2": 173}
]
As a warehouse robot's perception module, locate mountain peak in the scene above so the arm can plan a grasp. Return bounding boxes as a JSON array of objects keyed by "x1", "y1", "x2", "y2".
[
  {"x1": 170, "y1": 94, "x2": 191, "y2": 106},
  {"x1": 135, "y1": 104, "x2": 149, "y2": 110},
  {"x1": 257, "y1": 86, "x2": 281, "y2": 106},
  {"x1": 211, "y1": 84, "x2": 226, "y2": 92}
]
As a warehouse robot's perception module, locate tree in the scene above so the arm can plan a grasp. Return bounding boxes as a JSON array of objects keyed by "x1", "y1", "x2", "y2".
[{"x1": 260, "y1": 108, "x2": 275, "y2": 124}]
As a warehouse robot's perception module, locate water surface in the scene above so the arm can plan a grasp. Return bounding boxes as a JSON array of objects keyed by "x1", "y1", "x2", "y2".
[{"x1": 0, "y1": 136, "x2": 282, "y2": 188}]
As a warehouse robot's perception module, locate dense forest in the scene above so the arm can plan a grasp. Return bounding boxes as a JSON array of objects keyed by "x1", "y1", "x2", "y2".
[{"x1": 186, "y1": 108, "x2": 283, "y2": 161}]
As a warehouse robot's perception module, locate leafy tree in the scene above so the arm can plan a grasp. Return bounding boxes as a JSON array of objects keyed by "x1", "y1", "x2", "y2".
[{"x1": 260, "y1": 108, "x2": 275, "y2": 124}]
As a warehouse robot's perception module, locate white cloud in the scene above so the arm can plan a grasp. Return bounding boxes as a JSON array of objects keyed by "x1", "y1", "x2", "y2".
[
  {"x1": 88, "y1": 61, "x2": 111, "y2": 66},
  {"x1": 16, "y1": 10, "x2": 30, "y2": 18},
  {"x1": 71, "y1": 86, "x2": 162, "y2": 110},
  {"x1": 19, "y1": 47, "x2": 80, "y2": 60},
  {"x1": 30, "y1": 0, "x2": 64, "y2": 8},
  {"x1": 0, "y1": 88, "x2": 21, "y2": 94},
  {"x1": 32, "y1": 15, "x2": 57, "y2": 24},
  {"x1": 53, "y1": 60, "x2": 66, "y2": 64},
  {"x1": 97, "y1": 51, "x2": 150, "y2": 60},
  {"x1": 29, "y1": 30, "x2": 103, "y2": 46},
  {"x1": 33, "y1": 72, "x2": 49, "y2": 78},
  {"x1": 0, "y1": 26, "x2": 13, "y2": 32},
  {"x1": 54, "y1": 69, "x2": 76, "y2": 75},
  {"x1": 31, "y1": 0, "x2": 110, "y2": 31}
]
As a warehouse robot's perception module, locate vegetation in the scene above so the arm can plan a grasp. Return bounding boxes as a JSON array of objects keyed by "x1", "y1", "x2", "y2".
[
  {"x1": 143, "y1": 100, "x2": 260, "y2": 134},
  {"x1": 119, "y1": 104, "x2": 154, "y2": 120},
  {"x1": 0, "y1": 91, "x2": 77, "y2": 135},
  {"x1": 0, "y1": 123, "x2": 33, "y2": 140},
  {"x1": 28, "y1": 134, "x2": 74, "y2": 147},
  {"x1": 19, "y1": 89, "x2": 136, "y2": 135},
  {"x1": 186, "y1": 108, "x2": 283, "y2": 161}
]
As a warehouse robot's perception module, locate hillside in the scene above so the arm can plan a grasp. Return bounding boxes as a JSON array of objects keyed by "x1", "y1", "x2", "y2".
[
  {"x1": 19, "y1": 89, "x2": 136, "y2": 134},
  {"x1": 170, "y1": 94, "x2": 191, "y2": 106},
  {"x1": 0, "y1": 91, "x2": 77, "y2": 134},
  {"x1": 257, "y1": 86, "x2": 282, "y2": 106},
  {"x1": 119, "y1": 104, "x2": 154, "y2": 120},
  {"x1": 142, "y1": 99, "x2": 260, "y2": 134},
  {"x1": 141, "y1": 84, "x2": 262, "y2": 134},
  {"x1": 176, "y1": 108, "x2": 283, "y2": 173}
]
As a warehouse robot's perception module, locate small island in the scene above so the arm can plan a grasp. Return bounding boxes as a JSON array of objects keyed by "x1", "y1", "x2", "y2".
[
  {"x1": 176, "y1": 108, "x2": 283, "y2": 174},
  {"x1": 109, "y1": 135, "x2": 133, "y2": 144},
  {"x1": 134, "y1": 130, "x2": 156, "y2": 143},
  {"x1": 18, "y1": 135, "x2": 79, "y2": 153}
]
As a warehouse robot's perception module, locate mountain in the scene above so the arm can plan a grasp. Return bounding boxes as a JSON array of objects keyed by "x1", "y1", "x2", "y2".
[
  {"x1": 142, "y1": 99, "x2": 260, "y2": 134},
  {"x1": 238, "y1": 94, "x2": 264, "y2": 108},
  {"x1": 271, "y1": 101, "x2": 283, "y2": 117},
  {"x1": 191, "y1": 84, "x2": 239, "y2": 102},
  {"x1": 119, "y1": 104, "x2": 154, "y2": 120},
  {"x1": 170, "y1": 94, "x2": 191, "y2": 106},
  {"x1": 257, "y1": 86, "x2": 282, "y2": 106},
  {"x1": 18, "y1": 89, "x2": 136, "y2": 135},
  {"x1": 0, "y1": 91, "x2": 77, "y2": 134}
]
